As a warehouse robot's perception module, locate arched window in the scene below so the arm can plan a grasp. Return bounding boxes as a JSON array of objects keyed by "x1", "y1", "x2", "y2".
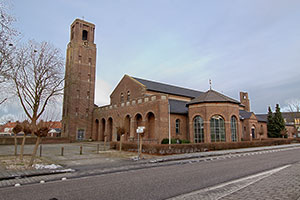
[
  {"x1": 175, "y1": 119, "x2": 180, "y2": 134},
  {"x1": 210, "y1": 115, "x2": 225, "y2": 142},
  {"x1": 82, "y1": 30, "x2": 88, "y2": 40},
  {"x1": 193, "y1": 116, "x2": 204, "y2": 143},
  {"x1": 120, "y1": 93, "x2": 124, "y2": 102},
  {"x1": 127, "y1": 91, "x2": 130, "y2": 101},
  {"x1": 231, "y1": 116, "x2": 237, "y2": 142}
]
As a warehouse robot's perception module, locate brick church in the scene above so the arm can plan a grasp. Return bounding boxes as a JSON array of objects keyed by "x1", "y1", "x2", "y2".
[{"x1": 62, "y1": 19, "x2": 268, "y2": 143}]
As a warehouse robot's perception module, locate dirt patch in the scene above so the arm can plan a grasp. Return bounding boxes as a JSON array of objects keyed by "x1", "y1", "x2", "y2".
[{"x1": 0, "y1": 156, "x2": 51, "y2": 170}]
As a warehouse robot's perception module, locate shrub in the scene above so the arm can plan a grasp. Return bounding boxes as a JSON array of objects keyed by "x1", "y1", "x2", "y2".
[
  {"x1": 181, "y1": 139, "x2": 190, "y2": 144},
  {"x1": 111, "y1": 138, "x2": 300, "y2": 155}
]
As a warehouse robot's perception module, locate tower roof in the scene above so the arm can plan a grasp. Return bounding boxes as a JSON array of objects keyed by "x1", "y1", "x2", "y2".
[{"x1": 187, "y1": 89, "x2": 240, "y2": 105}]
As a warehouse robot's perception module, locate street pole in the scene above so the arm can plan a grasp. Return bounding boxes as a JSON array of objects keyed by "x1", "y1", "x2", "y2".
[
  {"x1": 137, "y1": 132, "x2": 140, "y2": 160},
  {"x1": 168, "y1": 102, "x2": 171, "y2": 147}
]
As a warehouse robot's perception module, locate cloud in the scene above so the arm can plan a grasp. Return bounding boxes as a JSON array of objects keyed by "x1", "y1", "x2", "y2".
[{"x1": 94, "y1": 78, "x2": 112, "y2": 106}]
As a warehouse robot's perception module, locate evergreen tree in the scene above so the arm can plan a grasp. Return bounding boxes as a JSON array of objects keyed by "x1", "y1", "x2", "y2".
[
  {"x1": 273, "y1": 104, "x2": 285, "y2": 137},
  {"x1": 267, "y1": 106, "x2": 276, "y2": 138}
]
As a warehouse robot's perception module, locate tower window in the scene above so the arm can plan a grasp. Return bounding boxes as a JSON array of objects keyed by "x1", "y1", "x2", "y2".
[
  {"x1": 120, "y1": 93, "x2": 124, "y2": 102},
  {"x1": 71, "y1": 25, "x2": 75, "y2": 40},
  {"x1": 127, "y1": 91, "x2": 130, "y2": 101},
  {"x1": 82, "y1": 30, "x2": 88, "y2": 40},
  {"x1": 87, "y1": 91, "x2": 90, "y2": 99},
  {"x1": 88, "y1": 58, "x2": 92, "y2": 66}
]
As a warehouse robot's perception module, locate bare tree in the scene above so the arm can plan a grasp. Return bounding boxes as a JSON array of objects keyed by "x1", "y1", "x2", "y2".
[
  {"x1": 12, "y1": 40, "x2": 64, "y2": 129},
  {"x1": 28, "y1": 121, "x2": 49, "y2": 167},
  {"x1": 0, "y1": 1, "x2": 18, "y2": 105},
  {"x1": 12, "y1": 122, "x2": 22, "y2": 156},
  {"x1": 287, "y1": 99, "x2": 300, "y2": 112},
  {"x1": 19, "y1": 120, "x2": 31, "y2": 160}
]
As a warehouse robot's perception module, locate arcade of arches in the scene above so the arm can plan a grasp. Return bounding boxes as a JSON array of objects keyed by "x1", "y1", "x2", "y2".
[{"x1": 93, "y1": 111, "x2": 157, "y2": 143}]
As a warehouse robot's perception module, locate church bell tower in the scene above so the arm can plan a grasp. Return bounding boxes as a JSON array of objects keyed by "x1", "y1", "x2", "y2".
[{"x1": 62, "y1": 19, "x2": 96, "y2": 141}]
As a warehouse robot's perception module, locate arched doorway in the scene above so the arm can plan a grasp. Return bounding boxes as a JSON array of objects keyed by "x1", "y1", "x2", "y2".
[
  {"x1": 124, "y1": 115, "x2": 131, "y2": 141},
  {"x1": 146, "y1": 112, "x2": 155, "y2": 139},
  {"x1": 251, "y1": 125, "x2": 255, "y2": 139},
  {"x1": 100, "y1": 118, "x2": 106, "y2": 141},
  {"x1": 108, "y1": 117, "x2": 113, "y2": 141},
  {"x1": 94, "y1": 119, "x2": 99, "y2": 141},
  {"x1": 134, "y1": 113, "x2": 143, "y2": 139}
]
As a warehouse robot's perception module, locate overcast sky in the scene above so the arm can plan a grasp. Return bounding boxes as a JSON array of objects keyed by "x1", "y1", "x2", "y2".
[{"x1": 1, "y1": 0, "x2": 300, "y2": 123}]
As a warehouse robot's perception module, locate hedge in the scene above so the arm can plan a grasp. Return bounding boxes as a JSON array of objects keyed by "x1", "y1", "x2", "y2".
[{"x1": 110, "y1": 138, "x2": 300, "y2": 155}]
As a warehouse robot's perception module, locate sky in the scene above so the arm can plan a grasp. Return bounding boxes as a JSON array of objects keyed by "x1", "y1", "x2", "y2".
[{"x1": 1, "y1": 0, "x2": 300, "y2": 123}]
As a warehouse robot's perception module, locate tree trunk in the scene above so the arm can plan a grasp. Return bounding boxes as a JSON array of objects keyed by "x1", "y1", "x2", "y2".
[
  {"x1": 28, "y1": 136, "x2": 41, "y2": 167},
  {"x1": 20, "y1": 135, "x2": 26, "y2": 160},
  {"x1": 14, "y1": 134, "x2": 17, "y2": 156}
]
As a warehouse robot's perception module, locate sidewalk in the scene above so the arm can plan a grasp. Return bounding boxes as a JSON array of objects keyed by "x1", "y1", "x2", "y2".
[
  {"x1": 222, "y1": 162, "x2": 300, "y2": 200},
  {"x1": 0, "y1": 143, "x2": 300, "y2": 188},
  {"x1": 170, "y1": 161, "x2": 300, "y2": 200}
]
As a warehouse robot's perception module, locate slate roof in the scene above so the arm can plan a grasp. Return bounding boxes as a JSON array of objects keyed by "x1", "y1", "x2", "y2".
[
  {"x1": 169, "y1": 99, "x2": 188, "y2": 114},
  {"x1": 132, "y1": 77, "x2": 203, "y2": 98},
  {"x1": 255, "y1": 114, "x2": 268, "y2": 122},
  {"x1": 187, "y1": 89, "x2": 240, "y2": 105},
  {"x1": 256, "y1": 112, "x2": 300, "y2": 124},
  {"x1": 239, "y1": 110, "x2": 267, "y2": 122},
  {"x1": 239, "y1": 110, "x2": 253, "y2": 119}
]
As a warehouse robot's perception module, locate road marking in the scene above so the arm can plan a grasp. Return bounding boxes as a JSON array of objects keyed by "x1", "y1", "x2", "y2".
[{"x1": 168, "y1": 165, "x2": 290, "y2": 200}]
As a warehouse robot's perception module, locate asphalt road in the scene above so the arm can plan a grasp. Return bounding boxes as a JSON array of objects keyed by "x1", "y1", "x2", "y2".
[{"x1": 1, "y1": 148, "x2": 300, "y2": 200}]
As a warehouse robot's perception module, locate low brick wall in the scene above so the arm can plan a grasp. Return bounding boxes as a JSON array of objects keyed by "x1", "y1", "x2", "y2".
[
  {"x1": 110, "y1": 138, "x2": 300, "y2": 155},
  {"x1": 0, "y1": 137, "x2": 71, "y2": 145}
]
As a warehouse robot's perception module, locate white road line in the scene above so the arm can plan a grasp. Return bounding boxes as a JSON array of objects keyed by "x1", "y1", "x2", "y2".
[{"x1": 168, "y1": 165, "x2": 290, "y2": 200}]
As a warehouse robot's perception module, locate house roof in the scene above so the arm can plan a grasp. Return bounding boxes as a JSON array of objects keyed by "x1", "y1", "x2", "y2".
[
  {"x1": 2, "y1": 121, "x2": 62, "y2": 130},
  {"x1": 169, "y1": 99, "x2": 188, "y2": 114},
  {"x1": 132, "y1": 77, "x2": 203, "y2": 98},
  {"x1": 46, "y1": 121, "x2": 62, "y2": 129},
  {"x1": 3, "y1": 122, "x2": 17, "y2": 129},
  {"x1": 187, "y1": 89, "x2": 240, "y2": 105}
]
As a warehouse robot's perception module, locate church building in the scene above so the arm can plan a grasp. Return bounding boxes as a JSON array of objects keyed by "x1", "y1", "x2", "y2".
[{"x1": 62, "y1": 19, "x2": 268, "y2": 143}]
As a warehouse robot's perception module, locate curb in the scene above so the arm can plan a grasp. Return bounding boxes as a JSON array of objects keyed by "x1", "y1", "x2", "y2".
[{"x1": 0, "y1": 168, "x2": 74, "y2": 181}]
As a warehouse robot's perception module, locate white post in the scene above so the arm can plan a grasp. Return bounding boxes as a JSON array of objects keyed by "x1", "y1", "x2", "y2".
[
  {"x1": 137, "y1": 131, "x2": 140, "y2": 159},
  {"x1": 168, "y1": 102, "x2": 171, "y2": 146}
]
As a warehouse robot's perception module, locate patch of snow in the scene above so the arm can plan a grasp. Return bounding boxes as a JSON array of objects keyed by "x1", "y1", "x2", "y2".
[{"x1": 33, "y1": 164, "x2": 62, "y2": 169}]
